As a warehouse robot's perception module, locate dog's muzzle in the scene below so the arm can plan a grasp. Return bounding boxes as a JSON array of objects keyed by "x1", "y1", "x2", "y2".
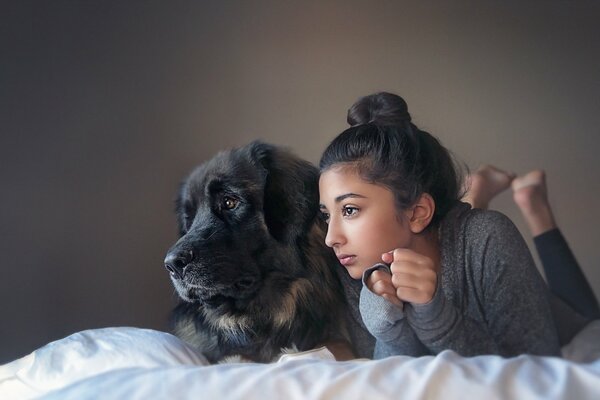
[{"x1": 164, "y1": 249, "x2": 194, "y2": 280}]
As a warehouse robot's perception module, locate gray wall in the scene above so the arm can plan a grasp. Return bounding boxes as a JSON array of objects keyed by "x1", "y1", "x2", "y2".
[{"x1": 2, "y1": 1, "x2": 599, "y2": 363}]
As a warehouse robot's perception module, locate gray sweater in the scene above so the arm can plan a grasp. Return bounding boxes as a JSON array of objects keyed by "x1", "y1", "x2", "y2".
[{"x1": 337, "y1": 202, "x2": 561, "y2": 359}]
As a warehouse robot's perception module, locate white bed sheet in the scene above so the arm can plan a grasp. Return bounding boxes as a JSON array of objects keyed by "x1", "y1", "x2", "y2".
[{"x1": 2, "y1": 322, "x2": 600, "y2": 400}]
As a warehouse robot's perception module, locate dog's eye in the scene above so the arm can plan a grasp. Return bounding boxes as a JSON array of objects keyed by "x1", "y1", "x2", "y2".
[{"x1": 222, "y1": 196, "x2": 239, "y2": 210}]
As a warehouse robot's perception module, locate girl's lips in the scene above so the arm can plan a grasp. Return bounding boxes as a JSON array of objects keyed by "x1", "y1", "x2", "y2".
[{"x1": 337, "y1": 255, "x2": 356, "y2": 266}]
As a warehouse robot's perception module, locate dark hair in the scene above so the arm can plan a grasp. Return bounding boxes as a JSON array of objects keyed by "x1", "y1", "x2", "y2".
[
  {"x1": 320, "y1": 92, "x2": 465, "y2": 227},
  {"x1": 347, "y1": 92, "x2": 412, "y2": 126}
]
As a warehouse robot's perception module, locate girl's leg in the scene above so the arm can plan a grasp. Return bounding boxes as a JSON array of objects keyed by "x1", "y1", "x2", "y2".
[
  {"x1": 512, "y1": 170, "x2": 600, "y2": 319},
  {"x1": 511, "y1": 170, "x2": 556, "y2": 236},
  {"x1": 462, "y1": 165, "x2": 515, "y2": 209}
]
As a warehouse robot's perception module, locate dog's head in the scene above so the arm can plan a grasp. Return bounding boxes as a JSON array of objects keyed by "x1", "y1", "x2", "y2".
[{"x1": 164, "y1": 141, "x2": 322, "y2": 309}]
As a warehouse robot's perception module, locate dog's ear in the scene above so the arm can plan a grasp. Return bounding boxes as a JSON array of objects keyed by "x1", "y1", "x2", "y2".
[{"x1": 247, "y1": 141, "x2": 319, "y2": 243}]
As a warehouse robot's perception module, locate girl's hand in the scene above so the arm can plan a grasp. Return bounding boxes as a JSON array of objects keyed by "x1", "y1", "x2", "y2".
[
  {"x1": 381, "y1": 249, "x2": 438, "y2": 305},
  {"x1": 365, "y1": 269, "x2": 403, "y2": 307}
]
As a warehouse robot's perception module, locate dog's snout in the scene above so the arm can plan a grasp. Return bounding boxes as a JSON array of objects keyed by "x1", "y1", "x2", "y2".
[{"x1": 164, "y1": 249, "x2": 193, "y2": 279}]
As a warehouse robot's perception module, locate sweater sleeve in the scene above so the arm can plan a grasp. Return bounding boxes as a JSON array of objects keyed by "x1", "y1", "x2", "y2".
[
  {"x1": 359, "y1": 264, "x2": 428, "y2": 357},
  {"x1": 407, "y1": 211, "x2": 561, "y2": 357},
  {"x1": 359, "y1": 264, "x2": 406, "y2": 342}
]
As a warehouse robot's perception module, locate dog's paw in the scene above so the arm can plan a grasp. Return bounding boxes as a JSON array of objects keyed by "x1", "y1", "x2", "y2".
[
  {"x1": 278, "y1": 344, "x2": 300, "y2": 356},
  {"x1": 218, "y1": 354, "x2": 254, "y2": 364},
  {"x1": 276, "y1": 346, "x2": 339, "y2": 362}
]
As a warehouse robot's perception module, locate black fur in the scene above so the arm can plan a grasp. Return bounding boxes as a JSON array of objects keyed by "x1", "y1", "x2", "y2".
[{"x1": 164, "y1": 141, "x2": 348, "y2": 363}]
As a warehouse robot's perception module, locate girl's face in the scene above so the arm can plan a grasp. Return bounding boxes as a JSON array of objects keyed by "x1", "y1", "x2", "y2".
[{"x1": 319, "y1": 168, "x2": 416, "y2": 279}]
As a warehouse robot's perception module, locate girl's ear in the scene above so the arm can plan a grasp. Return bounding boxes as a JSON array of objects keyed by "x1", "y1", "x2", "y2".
[{"x1": 407, "y1": 193, "x2": 435, "y2": 233}]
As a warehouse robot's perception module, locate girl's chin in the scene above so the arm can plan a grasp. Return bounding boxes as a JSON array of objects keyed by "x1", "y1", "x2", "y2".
[{"x1": 346, "y1": 265, "x2": 369, "y2": 280}]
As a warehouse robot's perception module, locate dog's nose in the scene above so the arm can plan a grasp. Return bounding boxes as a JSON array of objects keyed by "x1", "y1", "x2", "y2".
[{"x1": 164, "y1": 250, "x2": 193, "y2": 279}]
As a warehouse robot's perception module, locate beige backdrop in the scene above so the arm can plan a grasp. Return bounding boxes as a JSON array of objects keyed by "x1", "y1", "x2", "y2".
[{"x1": 2, "y1": 1, "x2": 599, "y2": 362}]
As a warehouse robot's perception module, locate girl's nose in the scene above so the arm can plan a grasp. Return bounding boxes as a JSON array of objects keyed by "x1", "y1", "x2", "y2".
[{"x1": 324, "y1": 218, "x2": 344, "y2": 248}]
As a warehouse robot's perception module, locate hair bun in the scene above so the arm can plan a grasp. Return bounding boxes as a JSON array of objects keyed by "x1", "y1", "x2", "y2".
[{"x1": 347, "y1": 92, "x2": 412, "y2": 126}]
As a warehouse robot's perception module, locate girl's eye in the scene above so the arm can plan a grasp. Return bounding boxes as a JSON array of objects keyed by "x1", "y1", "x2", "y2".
[
  {"x1": 222, "y1": 196, "x2": 239, "y2": 210},
  {"x1": 320, "y1": 211, "x2": 330, "y2": 223},
  {"x1": 342, "y1": 206, "x2": 359, "y2": 217}
]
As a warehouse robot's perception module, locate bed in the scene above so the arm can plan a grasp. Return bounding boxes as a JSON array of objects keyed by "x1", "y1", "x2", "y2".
[{"x1": 2, "y1": 322, "x2": 600, "y2": 399}]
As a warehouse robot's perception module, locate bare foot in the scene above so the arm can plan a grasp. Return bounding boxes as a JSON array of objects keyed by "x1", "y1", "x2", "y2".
[
  {"x1": 512, "y1": 170, "x2": 557, "y2": 236},
  {"x1": 462, "y1": 165, "x2": 516, "y2": 209}
]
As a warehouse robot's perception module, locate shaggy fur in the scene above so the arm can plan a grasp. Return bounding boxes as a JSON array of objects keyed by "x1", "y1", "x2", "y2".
[{"x1": 164, "y1": 141, "x2": 348, "y2": 363}]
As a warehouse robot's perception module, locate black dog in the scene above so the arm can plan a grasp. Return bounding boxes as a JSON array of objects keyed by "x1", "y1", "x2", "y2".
[{"x1": 164, "y1": 141, "x2": 350, "y2": 363}]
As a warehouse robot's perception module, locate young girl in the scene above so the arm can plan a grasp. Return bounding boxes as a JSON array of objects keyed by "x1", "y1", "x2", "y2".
[{"x1": 318, "y1": 92, "x2": 561, "y2": 359}]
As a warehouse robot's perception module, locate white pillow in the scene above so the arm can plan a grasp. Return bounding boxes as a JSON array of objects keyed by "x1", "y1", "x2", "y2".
[
  {"x1": 561, "y1": 320, "x2": 600, "y2": 363},
  {"x1": 0, "y1": 327, "x2": 207, "y2": 399}
]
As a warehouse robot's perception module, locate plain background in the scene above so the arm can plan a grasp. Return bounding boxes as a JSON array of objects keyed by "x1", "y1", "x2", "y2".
[{"x1": 1, "y1": 1, "x2": 599, "y2": 363}]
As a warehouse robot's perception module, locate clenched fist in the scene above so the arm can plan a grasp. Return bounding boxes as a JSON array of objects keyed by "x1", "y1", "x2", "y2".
[{"x1": 366, "y1": 248, "x2": 438, "y2": 305}]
